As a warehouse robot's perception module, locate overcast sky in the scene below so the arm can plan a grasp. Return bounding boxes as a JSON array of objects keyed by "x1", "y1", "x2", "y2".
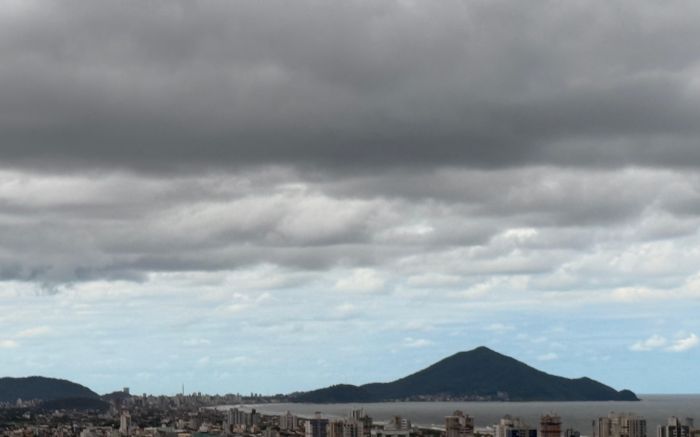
[{"x1": 1, "y1": 0, "x2": 700, "y2": 395}]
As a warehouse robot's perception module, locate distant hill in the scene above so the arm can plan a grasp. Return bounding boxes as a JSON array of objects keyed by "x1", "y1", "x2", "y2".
[
  {"x1": 35, "y1": 397, "x2": 110, "y2": 412},
  {"x1": 102, "y1": 390, "x2": 132, "y2": 403},
  {"x1": 291, "y1": 346, "x2": 639, "y2": 402},
  {"x1": 0, "y1": 376, "x2": 98, "y2": 403}
]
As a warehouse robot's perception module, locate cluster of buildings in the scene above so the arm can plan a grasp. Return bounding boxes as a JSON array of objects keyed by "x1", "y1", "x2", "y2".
[
  {"x1": 254, "y1": 409, "x2": 700, "y2": 437},
  {"x1": 2, "y1": 395, "x2": 700, "y2": 437},
  {"x1": 592, "y1": 414, "x2": 699, "y2": 437},
  {"x1": 222, "y1": 408, "x2": 373, "y2": 437},
  {"x1": 446, "y1": 412, "x2": 569, "y2": 437},
  {"x1": 491, "y1": 414, "x2": 574, "y2": 437},
  {"x1": 442, "y1": 411, "x2": 700, "y2": 437}
]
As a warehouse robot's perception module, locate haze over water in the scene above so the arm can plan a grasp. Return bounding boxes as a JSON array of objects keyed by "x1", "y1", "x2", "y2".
[{"x1": 236, "y1": 395, "x2": 700, "y2": 434}]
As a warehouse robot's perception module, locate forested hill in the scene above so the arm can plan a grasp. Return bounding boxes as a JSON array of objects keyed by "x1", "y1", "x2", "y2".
[
  {"x1": 0, "y1": 376, "x2": 98, "y2": 403},
  {"x1": 291, "y1": 346, "x2": 639, "y2": 403}
]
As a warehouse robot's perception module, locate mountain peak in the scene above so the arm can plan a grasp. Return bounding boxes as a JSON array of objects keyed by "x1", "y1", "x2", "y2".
[
  {"x1": 466, "y1": 345, "x2": 498, "y2": 354},
  {"x1": 291, "y1": 347, "x2": 639, "y2": 403}
]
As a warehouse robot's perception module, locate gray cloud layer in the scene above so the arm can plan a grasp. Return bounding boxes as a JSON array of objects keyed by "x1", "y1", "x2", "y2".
[
  {"x1": 3, "y1": 0, "x2": 700, "y2": 172},
  {"x1": 3, "y1": 0, "x2": 700, "y2": 288},
  {"x1": 2, "y1": 167, "x2": 700, "y2": 285}
]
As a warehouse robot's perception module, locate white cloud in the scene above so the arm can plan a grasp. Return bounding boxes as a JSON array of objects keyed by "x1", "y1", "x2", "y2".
[
  {"x1": 217, "y1": 356, "x2": 254, "y2": 366},
  {"x1": 332, "y1": 303, "x2": 359, "y2": 319},
  {"x1": 0, "y1": 339, "x2": 18, "y2": 348},
  {"x1": 183, "y1": 338, "x2": 211, "y2": 347},
  {"x1": 630, "y1": 333, "x2": 699, "y2": 352},
  {"x1": 537, "y1": 352, "x2": 559, "y2": 361},
  {"x1": 16, "y1": 326, "x2": 51, "y2": 338},
  {"x1": 402, "y1": 337, "x2": 432, "y2": 348},
  {"x1": 612, "y1": 287, "x2": 659, "y2": 302},
  {"x1": 484, "y1": 323, "x2": 515, "y2": 333},
  {"x1": 630, "y1": 334, "x2": 667, "y2": 351},
  {"x1": 667, "y1": 333, "x2": 699, "y2": 352},
  {"x1": 335, "y1": 269, "x2": 386, "y2": 293},
  {"x1": 502, "y1": 228, "x2": 538, "y2": 242}
]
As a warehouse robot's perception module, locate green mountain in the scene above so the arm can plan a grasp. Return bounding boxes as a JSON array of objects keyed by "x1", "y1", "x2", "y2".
[
  {"x1": 291, "y1": 346, "x2": 639, "y2": 402},
  {"x1": 0, "y1": 376, "x2": 98, "y2": 403}
]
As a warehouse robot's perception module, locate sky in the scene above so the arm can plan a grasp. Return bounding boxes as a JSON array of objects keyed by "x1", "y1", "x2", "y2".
[{"x1": 1, "y1": 0, "x2": 700, "y2": 396}]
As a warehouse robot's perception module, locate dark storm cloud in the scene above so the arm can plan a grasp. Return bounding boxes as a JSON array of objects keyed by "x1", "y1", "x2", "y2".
[
  {"x1": 4, "y1": 0, "x2": 700, "y2": 286},
  {"x1": 2, "y1": 0, "x2": 700, "y2": 173}
]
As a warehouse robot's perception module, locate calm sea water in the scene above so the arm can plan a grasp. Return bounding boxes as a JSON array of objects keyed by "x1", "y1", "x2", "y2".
[{"x1": 231, "y1": 395, "x2": 700, "y2": 435}]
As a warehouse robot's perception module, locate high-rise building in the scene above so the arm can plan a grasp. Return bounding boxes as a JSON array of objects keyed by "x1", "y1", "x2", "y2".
[
  {"x1": 280, "y1": 411, "x2": 298, "y2": 431},
  {"x1": 594, "y1": 413, "x2": 647, "y2": 437},
  {"x1": 228, "y1": 408, "x2": 248, "y2": 426},
  {"x1": 351, "y1": 409, "x2": 367, "y2": 420},
  {"x1": 251, "y1": 409, "x2": 261, "y2": 427},
  {"x1": 496, "y1": 416, "x2": 537, "y2": 437},
  {"x1": 446, "y1": 411, "x2": 475, "y2": 437},
  {"x1": 306, "y1": 413, "x2": 330, "y2": 437},
  {"x1": 352, "y1": 409, "x2": 373, "y2": 437},
  {"x1": 329, "y1": 419, "x2": 363, "y2": 437},
  {"x1": 658, "y1": 417, "x2": 691, "y2": 437},
  {"x1": 539, "y1": 415, "x2": 561, "y2": 437},
  {"x1": 119, "y1": 410, "x2": 131, "y2": 436},
  {"x1": 224, "y1": 407, "x2": 260, "y2": 431}
]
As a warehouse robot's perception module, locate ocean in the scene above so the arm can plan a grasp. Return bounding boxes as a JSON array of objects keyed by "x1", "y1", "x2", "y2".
[{"x1": 225, "y1": 395, "x2": 700, "y2": 434}]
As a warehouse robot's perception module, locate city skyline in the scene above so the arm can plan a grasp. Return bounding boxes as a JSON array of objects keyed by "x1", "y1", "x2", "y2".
[{"x1": 1, "y1": 0, "x2": 700, "y2": 395}]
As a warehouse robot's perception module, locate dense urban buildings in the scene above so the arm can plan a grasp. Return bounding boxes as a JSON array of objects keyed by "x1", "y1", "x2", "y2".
[
  {"x1": 593, "y1": 413, "x2": 648, "y2": 437},
  {"x1": 1, "y1": 391, "x2": 697, "y2": 437}
]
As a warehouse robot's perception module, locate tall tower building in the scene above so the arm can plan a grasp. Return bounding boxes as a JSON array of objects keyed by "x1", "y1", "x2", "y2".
[
  {"x1": 329, "y1": 419, "x2": 363, "y2": 437},
  {"x1": 351, "y1": 409, "x2": 373, "y2": 437},
  {"x1": 280, "y1": 411, "x2": 298, "y2": 431},
  {"x1": 306, "y1": 413, "x2": 329, "y2": 437},
  {"x1": 119, "y1": 410, "x2": 131, "y2": 436},
  {"x1": 539, "y1": 415, "x2": 562, "y2": 437},
  {"x1": 445, "y1": 411, "x2": 475, "y2": 437},
  {"x1": 658, "y1": 417, "x2": 691, "y2": 437},
  {"x1": 594, "y1": 413, "x2": 647, "y2": 437}
]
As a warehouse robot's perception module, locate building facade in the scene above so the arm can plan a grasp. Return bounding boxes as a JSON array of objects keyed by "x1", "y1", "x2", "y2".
[
  {"x1": 594, "y1": 413, "x2": 647, "y2": 437},
  {"x1": 496, "y1": 416, "x2": 537, "y2": 437},
  {"x1": 446, "y1": 411, "x2": 475, "y2": 437},
  {"x1": 306, "y1": 413, "x2": 330, "y2": 437},
  {"x1": 657, "y1": 417, "x2": 691, "y2": 437},
  {"x1": 539, "y1": 415, "x2": 561, "y2": 437}
]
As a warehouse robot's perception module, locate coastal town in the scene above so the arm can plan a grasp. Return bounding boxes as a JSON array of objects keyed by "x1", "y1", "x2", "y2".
[{"x1": 0, "y1": 390, "x2": 698, "y2": 437}]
